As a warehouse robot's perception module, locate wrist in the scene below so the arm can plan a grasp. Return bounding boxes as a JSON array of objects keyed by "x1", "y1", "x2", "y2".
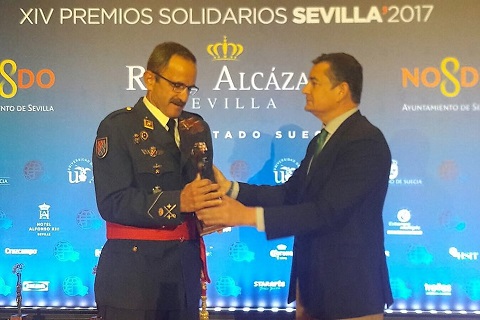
[
  {"x1": 247, "y1": 207, "x2": 258, "y2": 227},
  {"x1": 226, "y1": 181, "x2": 234, "y2": 196}
]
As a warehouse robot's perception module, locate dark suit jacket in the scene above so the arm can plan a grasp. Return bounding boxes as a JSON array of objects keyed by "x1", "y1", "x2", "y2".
[
  {"x1": 238, "y1": 111, "x2": 394, "y2": 319},
  {"x1": 92, "y1": 98, "x2": 214, "y2": 311}
]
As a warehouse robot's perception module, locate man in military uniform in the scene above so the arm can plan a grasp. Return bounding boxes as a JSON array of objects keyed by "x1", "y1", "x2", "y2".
[{"x1": 93, "y1": 42, "x2": 222, "y2": 320}]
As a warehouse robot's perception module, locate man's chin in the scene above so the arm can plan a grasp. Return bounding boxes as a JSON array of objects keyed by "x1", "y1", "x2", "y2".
[{"x1": 170, "y1": 104, "x2": 184, "y2": 117}]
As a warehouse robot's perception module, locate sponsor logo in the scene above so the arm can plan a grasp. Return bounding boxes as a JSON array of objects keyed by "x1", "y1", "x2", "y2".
[
  {"x1": 0, "y1": 177, "x2": 9, "y2": 186},
  {"x1": 4, "y1": 248, "x2": 38, "y2": 255},
  {"x1": 270, "y1": 244, "x2": 293, "y2": 261},
  {"x1": 408, "y1": 245, "x2": 433, "y2": 265},
  {"x1": 402, "y1": 57, "x2": 479, "y2": 98},
  {"x1": 424, "y1": 283, "x2": 452, "y2": 296},
  {"x1": 273, "y1": 158, "x2": 300, "y2": 184},
  {"x1": 387, "y1": 208, "x2": 423, "y2": 236},
  {"x1": 67, "y1": 158, "x2": 93, "y2": 184},
  {"x1": 23, "y1": 281, "x2": 49, "y2": 292},
  {"x1": 253, "y1": 280, "x2": 286, "y2": 291},
  {"x1": 229, "y1": 242, "x2": 255, "y2": 262},
  {"x1": 0, "y1": 59, "x2": 55, "y2": 99},
  {"x1": 449, "y1": 247, "x2": 479, "y2": 261},
  {"x1": 389, "y1": 159, "x2": 423, "y2": 186},
  {"x1": 28, "y1": 203, "x2": 61, "y2": 237},
  {"x1": 438, "y1": 160, "x2": 459, "y2": 181},
  {"x1": 23, "y1": 160, "x2": 44, "y2": 180}
]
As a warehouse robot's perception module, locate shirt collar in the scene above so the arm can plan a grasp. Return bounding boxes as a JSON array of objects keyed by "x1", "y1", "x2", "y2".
[{"x1": 324, "y1": 107, "x2": 358, "y2": 136}]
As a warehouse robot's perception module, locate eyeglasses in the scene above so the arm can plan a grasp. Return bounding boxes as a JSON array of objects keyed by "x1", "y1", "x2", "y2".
[{"x1": 149, "y1": 70, "x2": 199, "y2": 96}]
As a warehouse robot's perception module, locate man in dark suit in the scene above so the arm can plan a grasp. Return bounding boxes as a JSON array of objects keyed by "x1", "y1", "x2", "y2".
[
  {"x1": 92, "y1": 42, "x2": 222, "y2": 320},
  {"x1": 197, "y1": 53, "x2": 394, "y2": 320}
]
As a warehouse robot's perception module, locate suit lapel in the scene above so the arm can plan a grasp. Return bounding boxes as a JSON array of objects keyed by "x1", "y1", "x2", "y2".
[{"x1": 304, "y1": 111, "x2": 362, "y2": 187}]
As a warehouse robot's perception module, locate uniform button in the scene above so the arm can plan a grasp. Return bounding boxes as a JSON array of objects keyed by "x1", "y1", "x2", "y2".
[{"x1": 132, "y1": 246, "x2": 138, "y2": 252}]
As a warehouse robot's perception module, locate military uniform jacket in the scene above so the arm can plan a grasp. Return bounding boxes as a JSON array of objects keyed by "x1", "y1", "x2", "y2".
[
  {"x1": 92, "y1": 97, "x2": 214, "y2": 311},
  {"x1": 237, "y1": 111, "x2": 394, "y2": 319}
]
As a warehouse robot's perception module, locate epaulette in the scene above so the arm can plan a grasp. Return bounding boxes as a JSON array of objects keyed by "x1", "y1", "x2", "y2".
[
  {"x1": 182, "y1": 110, "x2": 203, "y2": 121},
  {"x1": 105, "y1": 106, "x2": 134, "y2": 120}
]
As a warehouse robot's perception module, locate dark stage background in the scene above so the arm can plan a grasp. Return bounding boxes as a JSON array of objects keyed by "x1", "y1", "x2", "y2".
[{"x1": 1, "y1": 0, "x2": 479, "y2": 317}]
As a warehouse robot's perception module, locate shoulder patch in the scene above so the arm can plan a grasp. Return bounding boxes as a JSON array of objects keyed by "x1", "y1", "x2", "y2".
[{"x1": 95, "y1": 137, "x2": 108, "y2": 158}]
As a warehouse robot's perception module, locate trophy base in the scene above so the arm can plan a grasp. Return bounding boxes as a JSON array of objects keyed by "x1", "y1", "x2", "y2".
[
  {"x1": 10, "y1": 315, "x2": 31, "y2": 320},
  {"x1": 197, "y1": 220, "x2": 226, "y2": 236},
  {"x1": 200, "y1": 225, "x2": 226, "y2": 236}
]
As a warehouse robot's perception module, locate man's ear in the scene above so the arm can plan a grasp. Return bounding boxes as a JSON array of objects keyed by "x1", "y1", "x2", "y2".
[
  {"x1": 337, "y1": 82, "x2": 350, "y2": 101},
  {"x1": 144, "y1": 70, "x2": 156, "y2": 90}
]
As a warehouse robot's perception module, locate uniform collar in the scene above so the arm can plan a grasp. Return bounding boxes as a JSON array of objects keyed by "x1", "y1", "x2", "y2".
[{"x1": 143, "y1": 96, "x2": 174, "y2": 130}]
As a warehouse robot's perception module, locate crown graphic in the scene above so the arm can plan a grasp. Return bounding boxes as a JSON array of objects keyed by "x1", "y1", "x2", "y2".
[
  {"x1": 38, "y1": 202, "x2": 51, "y2": 211},
  {"x1": 207, "y1": 36, "x2": 243, "y2": 61}
]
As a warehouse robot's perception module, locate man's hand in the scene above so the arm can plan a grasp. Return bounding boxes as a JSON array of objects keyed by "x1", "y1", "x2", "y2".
[
  {"x1": 213, "y1": 165, "x2": 231, "y2": 194},
  {"x1": 180, "y1": 174, "x2": 222, "y2": 212},
  {"x1": 196, "y1": 196, "x2": 257, "y2": 227}
]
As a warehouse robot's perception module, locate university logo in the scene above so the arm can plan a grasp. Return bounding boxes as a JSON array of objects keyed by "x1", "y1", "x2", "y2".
[
  {"x1": 67, "y1": 158, "x2": 93, "y2": 184},
  {"x1": 273, "y1": 158, "x2": 300, "y2": 184}
]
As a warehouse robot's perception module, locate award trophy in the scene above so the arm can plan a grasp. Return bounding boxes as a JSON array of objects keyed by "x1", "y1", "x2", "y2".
[
  {"x1": 192, "y1": 142, "x2": 208, "y2": 177},
  {"x1": 191, "y1": 142, "x2": 225, "y2": 236},
  {"x1": 191, "y1": 142, "x2": 212, "y2": 320},
  {"x1": 11, "y1": 264, "x2": 30, "y2": 320},
  {"x1": 181, "y1": 117, "x2": 224, "y2": 320}
]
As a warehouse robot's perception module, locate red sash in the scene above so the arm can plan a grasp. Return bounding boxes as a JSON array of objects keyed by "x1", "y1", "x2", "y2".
[
  {"x1": 105, "y1": 219, "x2": 210, "y2": 283},
  {"x1": 106, "y1": 220, "x2": 196, "y2": 241}
]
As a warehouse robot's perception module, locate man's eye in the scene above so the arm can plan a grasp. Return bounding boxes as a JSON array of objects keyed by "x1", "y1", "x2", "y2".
[{"x1": 173, "y1": 83, "x2": 186, "y2": 90}]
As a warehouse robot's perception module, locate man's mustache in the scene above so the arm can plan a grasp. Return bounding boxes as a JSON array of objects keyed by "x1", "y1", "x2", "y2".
[{"x1": 170, "y1": 98, "x2": 186, "y2": 107}]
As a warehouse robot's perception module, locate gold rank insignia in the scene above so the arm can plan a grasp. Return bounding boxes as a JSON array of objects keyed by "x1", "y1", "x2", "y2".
[
  {"x1": 160, "y1": 204, "x2": 177, "y2": 219},
  {"x1": 141, "y1": 146, "x2": 164, "y2": 158},
  {"x1": 144, "y1": 118, "x2": 154, "y2": 130},
  {"x1": 140, "y1": 131, "x2": 149, "y2": 141},
  {"x1": 153, "y1": 163, "x2": 162, "y2": 174},
  {"x1": 133, "y1": 133, "x2": 140, "y2": 144}
]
